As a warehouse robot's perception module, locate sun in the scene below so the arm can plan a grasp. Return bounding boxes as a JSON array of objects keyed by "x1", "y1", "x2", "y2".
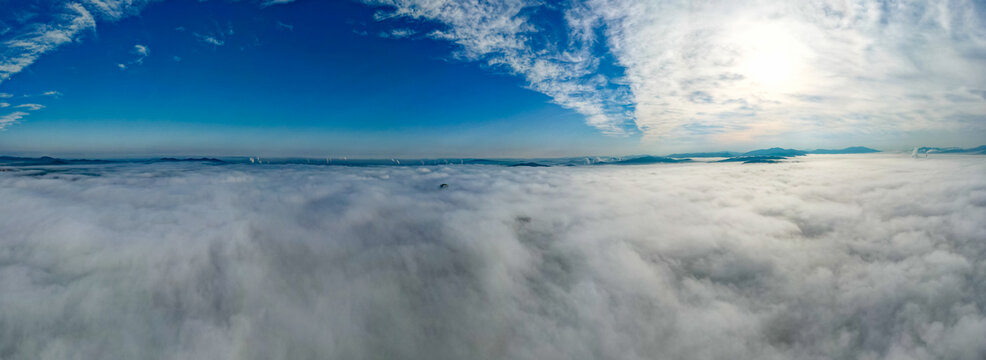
[
  {"x1": 736, "y1": 22, "x2": 807, "y2": 93},
  {"x1": 747, "y1": 47, "x2": 796, "y2": 87}
]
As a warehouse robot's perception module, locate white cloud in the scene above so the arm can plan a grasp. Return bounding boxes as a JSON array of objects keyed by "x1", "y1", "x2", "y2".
[
  {"x1": 584, "y1": 0, "x2": 986, "y2": 142},
  {"x1": 0, "y1": 0, "x2": 160, "y2": 84},
  {"x1": 80, "y1": 0, "x2": 152, "y2": 20},
  {"x1": 42, "y1": 91, "x2": 62, "y2": 97},
  {"x1": 381, "y1": 28, "x2": 415, "y2": 38},
  {"x1": 362, "y1": 0, "x2": 633, "y2": 135},
  {"x1": 194, "y1": 33, "x2": 225, "y2": 46},
  {"x1": 276, "y1": 21, "x2": 294, "y2": 31},
  {"x1": 0, "y1": 111, "x2": 29, "y2": 129},
  {"x1": 14, "y1": 103, "x2": 44, "y2": 111},
  {"x1": 132, "y1": 44, "x2": 149, "y2": 63},
  {"x1": 361, "y1": 0, "x2": 986, "y2": 142},
  {"x1": 262, "y1": 0, "x2": 296, "y2": 7},
  {"x1": 0, "y1": 93, "x2": 12, "y2": 98},
  {"x1": 0, "y1": 103, "x2": 8, "y2": 108},
  {"x1": 0, "y1": 155, "x2": 984, "y2": 358},
  {"x1": 112, "y1": 43, "x2": 150, "y2": 69},
  {"x1": 0, "y1": 3, "x2": 96, "y2": 84}
]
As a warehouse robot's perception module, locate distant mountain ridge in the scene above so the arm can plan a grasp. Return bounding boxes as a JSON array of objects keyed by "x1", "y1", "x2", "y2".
[
  {"x1": 806, "y1": 146, "x2": 881, "y2": 154},
  {"x1": 914, "y1": 146, "x2": 986, "y2": 155},
  {"x1": 667, "y1": 151, "x2": 739, "y2": 158},
  {"x1": 664, "y1": 146, "x2": 882, "y2": 164},
  {"x1": 603, "y1": 156, "x2": 689, "y2": 165},
  {"x1": 6, "y1": 146, "x2": 984, "y2": 169},
  {"x1": 739, "y1": 147, "x2": 808, "y2": 157},
  {"x1": 0, "y1": 156, "x2": 114, "y2": 166},
  {"x1": 717, "y1": 156, "x2": 787, "y2": 164},
  {"x1": 667, "y1": 146, "x2": 880, "y2": 159},
  {"x1": 158, "y1": 157, "x2": 225, "y2": 163},
  {"x1": 0, "y1": 156, "x2": 221, "y2": 167}
]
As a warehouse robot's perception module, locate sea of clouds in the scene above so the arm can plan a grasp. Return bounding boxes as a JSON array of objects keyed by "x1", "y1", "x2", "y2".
[{"x1": 1, "y1": 154, "x2": 985, "y2": 359}]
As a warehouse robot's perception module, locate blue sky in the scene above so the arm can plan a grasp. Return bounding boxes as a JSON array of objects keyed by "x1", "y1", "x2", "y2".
[{"x1": 1, "y1": 0, "x2": 985, "y2": 157}]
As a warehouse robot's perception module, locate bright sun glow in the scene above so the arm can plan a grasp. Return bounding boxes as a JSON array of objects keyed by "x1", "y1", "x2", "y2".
[
  {"x1": 736, "y1": 23, "x2": 807, "y2": 92},
  {"x1": 747, "y1": 48, "x2": 796, "y2": 86}
]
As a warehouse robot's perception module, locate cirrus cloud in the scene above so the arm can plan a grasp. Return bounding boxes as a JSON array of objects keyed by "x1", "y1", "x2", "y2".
[{"x1": 360, "y1": 0, "x2": 986, "y2": 141}]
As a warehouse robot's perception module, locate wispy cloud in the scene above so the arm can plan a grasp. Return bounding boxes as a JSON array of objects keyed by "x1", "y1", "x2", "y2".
[
  {"x1": 0, "y1": 0, "x2": 164, "y2": 84},
  {"x1": 0, "y1": 103, "x2": 9, "y2": 108},
  {"x1": 262, "y1": 0, "x2": 297, "y2": 7},
  {"x1": 132, "y1": 44, "x2": 149, "y2": 63},
  {"x1": 0, "y1": 3, "x2": 96, "y2": 84},
  {"x1": 42, "y1": 91, "x2": 61, "y2": 97},
  {"x1": 362, "y1": 0, "x2": 633, "y2": 135},
  {"x1": 0, "y1": 111, "x2": 29, "y2": 130},
  {"x1": 0, "y1": 93, "x2": 11, "y2": 98},
  {"x1": 361, "y1": 0, "x2": 986, "y2": 141},
  {"x1": 379, "y1": 28, "x2": 415, "y2": 39},
  {"x1": 15, "y1": 103, "x2": 44, "y2": 111},
  {"x1": 276, "y1": 21, "x2": 294, "y2": 31},
  {"x1": 194, "y1": 33, "x2": 225, "y2": 46},
  {"x1": 117, "y1": 44, "x2": 150, "y2": 70}
]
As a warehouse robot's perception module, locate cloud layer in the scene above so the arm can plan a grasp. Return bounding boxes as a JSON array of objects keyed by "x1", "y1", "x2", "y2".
[{"x1": 1, "y1": 155, "x2": 984, "y2": 359}]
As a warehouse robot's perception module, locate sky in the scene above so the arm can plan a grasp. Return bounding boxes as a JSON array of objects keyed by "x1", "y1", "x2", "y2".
[{"x1": 1, "y1": 0, "x2": 985, "y2": 157}]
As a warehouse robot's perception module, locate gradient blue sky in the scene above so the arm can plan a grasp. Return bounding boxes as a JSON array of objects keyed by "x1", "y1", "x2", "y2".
[{"x1": 1, "y1": 0, "x2": 985, "y2": 157}]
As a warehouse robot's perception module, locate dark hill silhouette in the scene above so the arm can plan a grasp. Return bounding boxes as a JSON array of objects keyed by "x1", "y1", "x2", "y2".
[
  {"x1": 158, "y1": 157, "x2": 225, "y2": 163},
  {"x1": 718, "y1": 156, "x2": 786, "y2": 163},
  {"x1": 667, "y1": 151, "x2": 738, "y2": 158},
  {"x1": 739, "y1": 148, "x2": 807, "y2": 157},
  {"x1": 807, "y1": 146, "x2": 879, "y2": 154},
  {"x1": 604, "y1": 156, "x2": 690, "y2": 165}
]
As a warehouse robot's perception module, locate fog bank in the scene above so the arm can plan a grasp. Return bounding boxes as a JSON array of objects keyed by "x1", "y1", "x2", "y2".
[{"x1": 1, "y1": 155, "x2": 984, "y2": 359}]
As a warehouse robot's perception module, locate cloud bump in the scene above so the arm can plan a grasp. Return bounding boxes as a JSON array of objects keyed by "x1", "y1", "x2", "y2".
[{"x1": 0, "y1": 155, "x2": 984, "y2": 359}]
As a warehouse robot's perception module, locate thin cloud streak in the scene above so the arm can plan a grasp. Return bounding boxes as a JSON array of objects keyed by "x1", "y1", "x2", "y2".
[
  {"x1": 0, "y1": 3, "x2": 96, "y2": 83},
  {"x1": 0, "y1": 111, "x2": 29, "y2": 129},
  {"x1": 14, "y1": 104, "x2": 44, "y2": 111}
]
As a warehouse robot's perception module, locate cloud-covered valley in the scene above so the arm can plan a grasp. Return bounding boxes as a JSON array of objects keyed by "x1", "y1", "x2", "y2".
[{"x1": 1, "y1": 155, "x2": 984, "y2": 359}]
